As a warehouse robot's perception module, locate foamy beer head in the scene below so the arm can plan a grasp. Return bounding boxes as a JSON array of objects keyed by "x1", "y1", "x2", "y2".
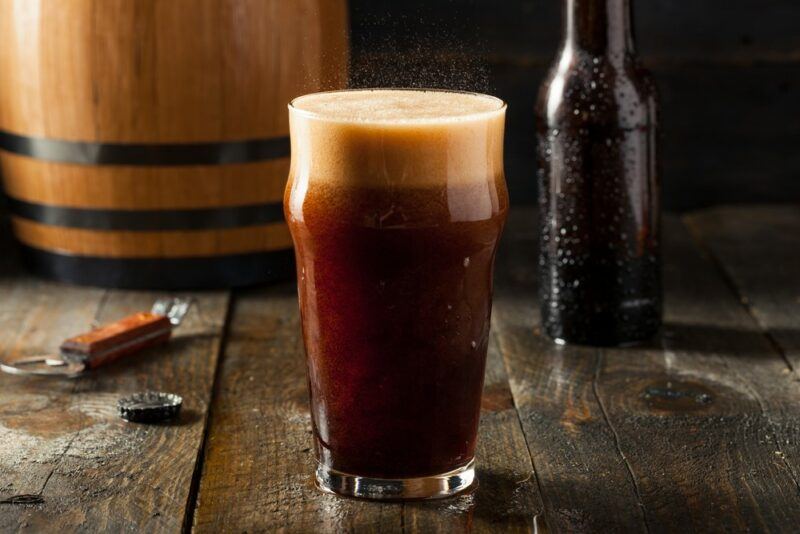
[{"x1": 287, "y1": 89, "x2": 506, "y2": 191}]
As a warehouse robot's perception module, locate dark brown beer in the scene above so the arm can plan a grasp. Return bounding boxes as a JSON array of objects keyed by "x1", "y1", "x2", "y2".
[
  {"x1": 536, "y1": 0, "x2": 661, "y2": 346},
  {"x1": 285, "y1": 89, "x2": 507, "y2": 498}
]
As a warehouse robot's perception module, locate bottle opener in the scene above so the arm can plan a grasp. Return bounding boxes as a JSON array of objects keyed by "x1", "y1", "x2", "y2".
[{"x1": 0, "y1": 298, "x2": 191, "y2": 378}]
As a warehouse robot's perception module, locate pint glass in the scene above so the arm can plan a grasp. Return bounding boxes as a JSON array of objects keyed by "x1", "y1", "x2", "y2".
[{"x1": 285, "y1": 89, "x2": 508, "y2": 499}]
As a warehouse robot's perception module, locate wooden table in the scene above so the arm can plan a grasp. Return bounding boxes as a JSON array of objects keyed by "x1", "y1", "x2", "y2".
[{"x1": 1, "y1": 205, "x2": 798, "y2": 533}]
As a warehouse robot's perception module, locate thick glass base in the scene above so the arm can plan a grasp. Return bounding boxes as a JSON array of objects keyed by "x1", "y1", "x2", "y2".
[{"x1": 315, "y1": 459, "x2": 476, "y2": 500}]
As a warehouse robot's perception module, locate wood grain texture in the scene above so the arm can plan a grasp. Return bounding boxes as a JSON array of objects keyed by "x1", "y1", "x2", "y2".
[
  {"x1": 0, "y1": 258, "x2": 229, "y2": 531},
  {"x1": 493, "y1": 208, "x2": 800, "y2": 533},
  {"x1": 594, "y1": 216, "x2": 800, "y2": 532},
  {"x1": 1, "y1": 155, "x2": 289, "y2": 209},
  {"x1": 11, "y1": 217, "x2": 292, "y2": 258},
  {"x1": 0, "y1": 0, "x2": 347, "y2": 267},
  {"x1": 685, "y1": 205, "x2": 800, "y2": 369},
  {"x1": 0, "y1": 0, "x2": 347, "y2": 141}
]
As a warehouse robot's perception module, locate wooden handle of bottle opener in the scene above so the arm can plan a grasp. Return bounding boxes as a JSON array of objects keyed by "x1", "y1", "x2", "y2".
[{"x1": 59, "y1": 312, "x2": 173, "y2": 370}]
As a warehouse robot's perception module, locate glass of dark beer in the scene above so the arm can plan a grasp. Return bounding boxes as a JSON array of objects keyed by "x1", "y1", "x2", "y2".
[{"x1": 285, "y1": 89, "x2": 508, "y2": 500}]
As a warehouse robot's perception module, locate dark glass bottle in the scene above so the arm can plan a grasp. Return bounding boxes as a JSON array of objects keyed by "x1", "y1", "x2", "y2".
[{"x1": 535, "y1": 0, "x2": 661, "y2": 346}]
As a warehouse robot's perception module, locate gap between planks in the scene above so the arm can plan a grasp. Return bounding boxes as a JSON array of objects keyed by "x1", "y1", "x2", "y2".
[{"x1": 182, "y1": 295, "x2": 238, "y2": 534}]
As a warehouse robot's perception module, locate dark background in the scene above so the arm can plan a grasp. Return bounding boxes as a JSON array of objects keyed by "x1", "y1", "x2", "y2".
[{"x1": 348, "y1": 0, "x2": 800, "y2": 211}]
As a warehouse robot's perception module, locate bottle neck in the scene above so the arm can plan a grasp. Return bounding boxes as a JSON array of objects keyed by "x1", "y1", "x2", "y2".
[{"x1": 564, "y1": 0, "x2": 634, "y2": 56}]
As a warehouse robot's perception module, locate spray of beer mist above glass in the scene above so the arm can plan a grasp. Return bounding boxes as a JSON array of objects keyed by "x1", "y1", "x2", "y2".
[{"x1": 347, "y1": 5, "x2": 492, "y2": 92}]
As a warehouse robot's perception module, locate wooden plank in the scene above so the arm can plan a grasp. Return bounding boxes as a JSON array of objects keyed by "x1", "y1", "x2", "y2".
[
  {"x1": 192, "y1": 285, "x2": 401, "y2": 533},
  {"x1": 685, "y1": 205, "x2": 800, "y2": 368},
  {"x1": 596, "y1": 216, "x2": 800, "y2": 532},
  {"x1": 494, "y1": 208, "x2": 800, "y2": 532},
  {"x1": 0, "y1": 250, "x2": 229, "y2": 531}
]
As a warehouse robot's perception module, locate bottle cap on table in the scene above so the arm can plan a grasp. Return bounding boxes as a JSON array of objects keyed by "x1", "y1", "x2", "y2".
[{"x1": 118, "y1": 391, "x2": 183, "y2": 423}]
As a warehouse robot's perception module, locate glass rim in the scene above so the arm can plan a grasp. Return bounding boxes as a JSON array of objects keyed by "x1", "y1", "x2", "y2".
[{"x1": 288, "y1": 87, "x2": 507, "y2": 125}]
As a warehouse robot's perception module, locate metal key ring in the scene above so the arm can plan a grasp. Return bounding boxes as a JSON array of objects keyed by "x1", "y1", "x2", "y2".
[{"x1": 0, "y1": 356, "x2": 86, "y2": 378}]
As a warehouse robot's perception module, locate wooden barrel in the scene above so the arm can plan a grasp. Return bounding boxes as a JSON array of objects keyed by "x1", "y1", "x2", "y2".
[{"x1": 0, "y1": 0, "x2": 348, "y2": 288}]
